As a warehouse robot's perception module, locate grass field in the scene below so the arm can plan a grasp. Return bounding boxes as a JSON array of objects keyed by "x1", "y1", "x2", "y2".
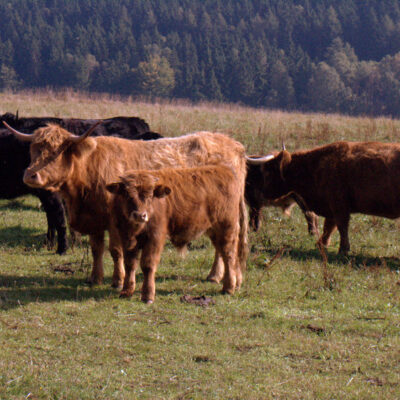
[{"x1": 0, "y1": 90, "x2": 399, "y2": 399}]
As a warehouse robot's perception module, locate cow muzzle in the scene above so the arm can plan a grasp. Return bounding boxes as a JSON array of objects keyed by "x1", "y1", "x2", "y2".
[
  {"x1": 130, "y1": 211, "x2": 149, "y2": 223},
  {"x1": 23, "y1": 169, "x2": 44, "y2": 188}
]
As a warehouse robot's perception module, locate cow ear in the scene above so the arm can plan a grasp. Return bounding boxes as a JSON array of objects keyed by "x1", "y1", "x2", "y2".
[
  {"x1": 153, "y1": 185, "x2": 171, "y2": 198},
  {"x1": 66, "y1": 137, "x2": 97, "y2": 158},
  {"x1": 106, "y1": 182, "x2": 125, "y2": 195},
  {"x1": 279, "y1": 150, "x2": 292, "y2": 179}
]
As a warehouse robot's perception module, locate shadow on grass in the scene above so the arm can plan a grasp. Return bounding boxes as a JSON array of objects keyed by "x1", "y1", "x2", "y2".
[
  {"x1": 0, "y1": 225, "x2": 46, "y2": 249},
  {"x1": 260, "y1": 245, "x2": 400, "y2": 270},
  {"x1": 0, "y1": 271, "x2": 219, "y2": 310},
  {"x1": 0, "y1": 199, "x2": 41, "y2": 212}
]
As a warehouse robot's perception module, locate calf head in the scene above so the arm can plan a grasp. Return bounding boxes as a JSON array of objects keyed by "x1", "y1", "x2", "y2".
[
  {"x1": 106, "y1": 172, "x2": 171, "y2": 228},
  {"x1": 3, "y1": 121, "x2": 100, "y2": 190}
]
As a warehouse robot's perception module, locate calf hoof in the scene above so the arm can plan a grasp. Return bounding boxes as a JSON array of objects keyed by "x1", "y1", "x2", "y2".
[
  {"x1": 141, "y1": 298, "x2": 154, "y2": 304},
  {"x1": 222, "y1": 286, "x2": 235, "y2": 295},
  {"x1": 206, "y1": 274, "x2": 222, "y2": 284},
  {"x1": 119, "y1": 290, "x2": 134, "y2": 298}
]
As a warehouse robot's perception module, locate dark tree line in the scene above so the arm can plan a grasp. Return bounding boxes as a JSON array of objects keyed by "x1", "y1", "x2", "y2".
[{"x1": 1, "y1": 0, "x2": 400, "y2": 116}]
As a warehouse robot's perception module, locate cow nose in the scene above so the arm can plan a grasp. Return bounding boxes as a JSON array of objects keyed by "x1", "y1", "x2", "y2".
[{"x1": 23, "y1": 169, "x2": 40, "y2": 186}]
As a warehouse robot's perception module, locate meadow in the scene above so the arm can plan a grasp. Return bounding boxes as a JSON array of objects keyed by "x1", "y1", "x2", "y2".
[{"x1": 0, "y1": 90, "x2": 399, "y2": 399}]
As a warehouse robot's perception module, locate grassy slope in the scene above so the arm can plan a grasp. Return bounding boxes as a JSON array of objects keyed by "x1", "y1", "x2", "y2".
[{"x1": 0, "y1": 91, "x2": 399, "y2": 399}]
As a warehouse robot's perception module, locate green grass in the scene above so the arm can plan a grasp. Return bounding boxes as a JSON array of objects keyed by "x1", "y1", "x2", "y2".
[{"x1": 0, "y1": 92, "x2": 400, "y2": 399}]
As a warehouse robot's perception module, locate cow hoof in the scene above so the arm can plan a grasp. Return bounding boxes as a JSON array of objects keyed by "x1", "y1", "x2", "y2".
[
  {"x1": 85, "y1": 278, "x2": 103, "y2": 286},
  {"x1": 119, "y1": 290, "x2": 134, "y2": 298},
  {"x1": 111, "y1": 281, "x2": 123, "y2": 290},
  {"x1": 56, "y1": 248, "x2": 68, "y2": 255},
  {"x1": 141, "y1": 298, "x2": 154, "y2": 304}
]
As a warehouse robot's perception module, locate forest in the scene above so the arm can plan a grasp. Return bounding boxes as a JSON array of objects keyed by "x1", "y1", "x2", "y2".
[{"x1": 1, "y1": 0, "x2": 400, "y2": 116}]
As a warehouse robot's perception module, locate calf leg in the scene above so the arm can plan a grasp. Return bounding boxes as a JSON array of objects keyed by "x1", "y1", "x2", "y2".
[
  {"x1": 212, "y1": 229, "x2": 238, "y2": 295},
  {"x1": 120, "y1": 249, "x2": 140, "y2": 298},
  {"x1": 206, "y1": 250, "x2": 224, "y2": 283},
  {"x1": 319, "y1": 218, "x2": 337, "y2": 247},
  {"x1": 88, "y1": 231, "x2": 105, "y2": 285},
  {"x1": 140, "y1": 243, "x2": 164, "y2": 304},
  {"x1": 108, "y1": 227, "x2": 125, "y2": 289}
]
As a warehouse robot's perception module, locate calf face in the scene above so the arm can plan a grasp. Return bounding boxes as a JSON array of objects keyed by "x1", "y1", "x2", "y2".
[{"x1": 107, "y1": 172, "x2": 170, "y2": 230}]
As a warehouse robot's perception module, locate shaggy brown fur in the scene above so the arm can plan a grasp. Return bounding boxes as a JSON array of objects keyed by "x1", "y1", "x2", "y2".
[
  {"x1": 256, "y1": 141, "x2": 400, "y2": 254},
  {"x1": 107, "y1": 165, "x2": 242, "y2": 303},
  {"x1": 20, "y1": 125, "x2": 248, "y2": 288}
]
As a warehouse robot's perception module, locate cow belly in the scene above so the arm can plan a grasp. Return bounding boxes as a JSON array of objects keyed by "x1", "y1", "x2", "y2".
[
  {"x1": 350, "y1": 194, "x2": 400, "y2": 219},
  {"x1": 69, "y1": 210, "x2": 109, "y2": 234}
]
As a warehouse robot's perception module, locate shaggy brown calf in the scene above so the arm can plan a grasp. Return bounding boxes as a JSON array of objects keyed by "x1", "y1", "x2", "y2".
[
  {"x1": 247, "y1": 141, "x2": 400, "y2": 254},
  {"x1": 4, "y1": 122, "x2": 248, "y2": 288},
  {"x1": 107, "y1": 165, "x2": 243, "y2": 303}
]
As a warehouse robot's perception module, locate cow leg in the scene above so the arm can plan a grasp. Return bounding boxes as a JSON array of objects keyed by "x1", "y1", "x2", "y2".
[
  {"x1": 206, "y1": 250, "x2": 224, "y2": 283},
  {"x1": 88, "y1": 231, "x2": 105, "y2": 285},
  {"x1": 249, "y1": 207, "x2": 261, "y2": 231},
  {"x1": 120, "y1": 249, "x2": 140, "y2": 298},
  {"x1": 319, "y1": 218, "x2": 337, "y2": 247},
  {"x1": 291, "y1": 193, "x2": 318, "y2": 236},
  {"x1": 140, "y1": 243, "x2": 164, "y2": 304},
  {"x1": 37, "y1": 191, "x2": 68, "y2": 255},
  {"x1": 108, "y1": 228, "x2": 125, "y2": 289},
  {"x1": 306, "y1": 212, "x2": 319, "y2": 236},
  {"x1": 336, "y1": 214, "x2": 351, "y2": 255}
]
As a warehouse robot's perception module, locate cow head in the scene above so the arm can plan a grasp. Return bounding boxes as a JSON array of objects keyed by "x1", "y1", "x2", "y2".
[
  {"x1": 3, "y1": 121, "x2": 100, "y2": 190},
  {"x1": 106, "y1": 171, "x2": 171, "y2": 228},
  {"x1": 246, "y1": 150, "x2": 292, "y2": 199}
]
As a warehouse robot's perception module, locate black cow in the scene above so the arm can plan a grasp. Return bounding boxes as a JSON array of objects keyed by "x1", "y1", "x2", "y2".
[
  {"x1": 245, "y1": 155, "x2": 318, "y2": 234},
  {"x1": 0, "y1": 112, "x2": 152, "y2": 138},
  {"x1": 0, "y1": 129, "x2": 67, "y2": 253},
  {"x1": 0, "y1": 113, "x2": 162, "y2": 254}
]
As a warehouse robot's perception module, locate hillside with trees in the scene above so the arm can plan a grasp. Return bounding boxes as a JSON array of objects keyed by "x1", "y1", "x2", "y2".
[{"x1": 1, "y1": 0, "x2": 400, "y2": 116}]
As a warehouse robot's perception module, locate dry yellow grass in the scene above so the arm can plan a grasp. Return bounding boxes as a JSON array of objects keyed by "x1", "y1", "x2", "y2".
[{"x1": 2, "y1": 89, "x2": 400, "y2": 155}]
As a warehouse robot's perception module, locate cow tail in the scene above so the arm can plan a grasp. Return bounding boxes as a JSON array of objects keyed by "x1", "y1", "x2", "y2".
[{"x1": 237, "y1": 194, "x2": 249, "y2": 276}]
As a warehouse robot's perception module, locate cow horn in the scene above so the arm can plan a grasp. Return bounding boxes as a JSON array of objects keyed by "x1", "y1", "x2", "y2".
[
  {"x1": 68, "y1": 121, "x2": 102, "y2": 143},
  {"x1": 2, "y1": 121, "x2": 33, "y2": 142},
  {"x1": 246, "y1": 154, "x2": 275, "y2": 164},
  {"x1": 282, "y1": 141, "x2": 286, "y2": 151}
]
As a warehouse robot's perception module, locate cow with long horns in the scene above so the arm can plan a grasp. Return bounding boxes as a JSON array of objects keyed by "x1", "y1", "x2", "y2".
[
  {"x1": 247, "y1": 141, "x2": 400, "y2": 254},
  {"x1": 0, "y1": 113, "x2": 162, "y2": 255},
  {"x1": 4, "y1": 122, "x2": 248, "y2": 290}
]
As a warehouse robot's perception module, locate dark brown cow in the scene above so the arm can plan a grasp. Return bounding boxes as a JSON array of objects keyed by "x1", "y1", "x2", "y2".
[
  {"x1": 246, "y1": 155, "x2": 318, "y2": 233},
  {"x1": 4, "y1": 123, "x2": 248, "y2": 288},
  {"x1": 247, "y1": 141, "x2": 400, "y2": 254},
  {"x1": 106, "y1": 165, "x2": 243, "y2": 302}
]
